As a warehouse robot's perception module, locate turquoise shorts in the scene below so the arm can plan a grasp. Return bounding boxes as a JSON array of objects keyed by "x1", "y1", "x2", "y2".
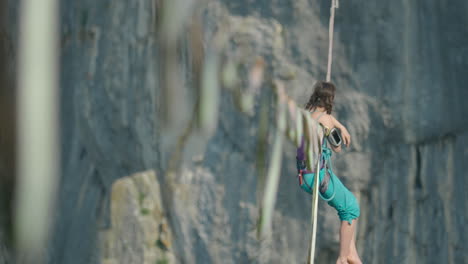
[{"x1": 300, "y1": 168, "x2": 360, "y2": 224}]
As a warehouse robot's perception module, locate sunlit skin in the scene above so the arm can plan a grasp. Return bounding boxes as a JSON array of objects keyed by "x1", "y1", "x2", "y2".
[{"x1": 311, "y1": 107, "x2": 361, "y2": 264}]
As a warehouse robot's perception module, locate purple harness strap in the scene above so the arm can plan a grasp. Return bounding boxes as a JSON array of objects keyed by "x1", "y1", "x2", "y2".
[{"x1": 296, "y1": 136, "x2": 325, "y2": 172}]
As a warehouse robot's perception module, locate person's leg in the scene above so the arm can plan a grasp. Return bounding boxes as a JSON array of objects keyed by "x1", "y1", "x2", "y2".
[
  {"x1": 340, "y1": 219, "x2": 362, "y2": 264},
  {"x1": 325, "y1": 171, "x2": 361, "y2": 263},
  {"x1": 336, "y1": 257, "x2": 349, "y2": 264},
  {"x1": 347, "y1": 224, "x2": 362, "y2": 264},
  {"x1": 338, "y1": 220, "x2": 355, "y2": 260}
]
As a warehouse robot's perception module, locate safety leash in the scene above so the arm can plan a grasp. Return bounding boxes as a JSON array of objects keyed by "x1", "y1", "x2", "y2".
[
  {"x1": 326, "y1": 0, "x2": 339, "y2": 82},
  {"x1": 308, "y1": 0, "x2": 339, "y2": 263}
]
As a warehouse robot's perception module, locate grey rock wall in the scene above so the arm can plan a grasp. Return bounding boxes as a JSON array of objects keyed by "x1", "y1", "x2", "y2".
[
  {"x1": 51, "y1": 0, "x2": 160, "y2": 263},
  {"x1": 5, "y1": 0, "x2": 468, "y2": 263}
]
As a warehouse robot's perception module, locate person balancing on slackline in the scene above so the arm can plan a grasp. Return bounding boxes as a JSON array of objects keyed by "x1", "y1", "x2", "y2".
[{"x1": 296, "y1": 81, "x2": 362, "y2": 264}]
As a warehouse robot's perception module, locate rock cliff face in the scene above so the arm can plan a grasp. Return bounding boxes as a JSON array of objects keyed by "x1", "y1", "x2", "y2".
[
  {"x1": 100, "y1": 170, "x2": 174, "y2": 264},
  {"x1": 5, "y1": 0, "x2": 468, "y2": 263}
]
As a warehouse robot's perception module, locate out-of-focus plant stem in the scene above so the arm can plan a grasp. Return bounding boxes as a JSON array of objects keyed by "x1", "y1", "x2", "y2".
[
  {"x1": 159, "y1": 0, "x2": 195, "y2": 44},
  {"x1": 259, "y1": 82, "x2": 286, "y2": 237},
  {"x1": 15, "y1": 0, "x2": 59, "y2": 262},
  {"x1": 157, "y1": 0, "x2": 195, "y2": 131},
  {"x1": 295, "y1": 108, "x2": 303, "y2": 147},
  {"x1": 198, "y1": 49, "x2": 219, "y2": 136},
  {"x1": 230, "y1": 58, "x2": 265, "y2": 115},
  {"x1": 255, "y1": 95, "x2": 270, "y2": 209}
]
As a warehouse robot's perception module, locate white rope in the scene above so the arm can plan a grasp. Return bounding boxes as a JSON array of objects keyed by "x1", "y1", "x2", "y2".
[
  {"x1": 308, "y1": 138, "x2": 322, "y2": 264},
  {"x1": 326, "y1": 0, "x2": 338, "y2": 82},
  {"x1": 309, "y1": 1, "x2": 338, "y2": 263}
]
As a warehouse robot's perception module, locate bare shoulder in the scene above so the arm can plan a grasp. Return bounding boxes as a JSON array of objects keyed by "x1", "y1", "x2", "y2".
[
  {"x1": 321, "y1": 114, "x2": 335, "y2": 129},
  {"x1": 311, "y1": 112, "x2": 334, "y2": 129},
  {"x1": 329, "y1": 114, "x2": 339, "y2": 122}
]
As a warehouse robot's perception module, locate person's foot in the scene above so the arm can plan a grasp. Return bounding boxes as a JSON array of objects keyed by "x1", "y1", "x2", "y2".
[
  {"x1": 347, "y1": 255, "x2": 362, "y2": 264},
  {"x1": 336, "y1": 256, "x2": 349, "y2": 264}
]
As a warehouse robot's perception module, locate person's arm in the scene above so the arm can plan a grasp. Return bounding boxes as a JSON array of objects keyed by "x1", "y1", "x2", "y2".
[
  {"x1": 330, "y1": 115, "x2": 351, "y2": 147},
  {"x1": 331, "y1": 144, "x2": 342, "y2": 153}
]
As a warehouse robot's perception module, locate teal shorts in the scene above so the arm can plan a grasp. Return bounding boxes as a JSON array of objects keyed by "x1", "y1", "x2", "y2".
[{"x1": 300, "y1": 168, "x2": 360, "y2": 224}]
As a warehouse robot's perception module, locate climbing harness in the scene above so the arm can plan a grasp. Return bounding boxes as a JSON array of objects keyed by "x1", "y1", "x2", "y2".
[
  {"x1": 297, "y1": 139, "x2": 337, "y2": 202},
  {"x1": 297, "y1": 110, "x2": 338, "y2": 201}
]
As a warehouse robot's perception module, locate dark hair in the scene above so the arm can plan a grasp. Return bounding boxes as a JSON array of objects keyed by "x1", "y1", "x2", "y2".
[{"x1": 304, "y1": 81, "x2": 336, "y2": 114}]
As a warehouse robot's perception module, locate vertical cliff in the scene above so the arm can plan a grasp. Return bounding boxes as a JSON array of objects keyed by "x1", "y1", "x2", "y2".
[{"x1": 4, "y1": 0, "x2": 468, "y2": 263}]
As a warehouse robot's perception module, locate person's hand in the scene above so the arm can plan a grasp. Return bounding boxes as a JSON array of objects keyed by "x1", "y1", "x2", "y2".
[
  {"x1": 330, "y1": 115, "x2": 351, "y2": 147},
  {"x1": 341, "y1": 128, "x2": 351, "y2": 147}
]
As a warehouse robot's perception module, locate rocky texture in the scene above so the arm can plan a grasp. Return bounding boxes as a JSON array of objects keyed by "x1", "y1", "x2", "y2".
[
  {"x1": 100, "y1": 170, "x2": 174, "y2": 264},
  {"x1": 361, "y1": 132, "x2": 468, "y2": 264},
  {"x1": 4, "y1": 0, "x2": 468, "y2": 263}
]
